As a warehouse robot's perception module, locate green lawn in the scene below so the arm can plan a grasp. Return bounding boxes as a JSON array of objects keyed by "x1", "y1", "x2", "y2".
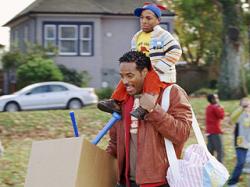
[{"x1": 0, "y1": 97, "x2": 249, "y2": 187}]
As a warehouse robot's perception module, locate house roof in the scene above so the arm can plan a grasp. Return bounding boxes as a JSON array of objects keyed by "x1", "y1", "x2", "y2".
[{"x1": 4, "y1": 0, "x2": 174, "y2": 26}]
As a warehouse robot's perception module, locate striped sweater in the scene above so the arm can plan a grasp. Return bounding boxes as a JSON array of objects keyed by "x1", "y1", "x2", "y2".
[{"x1": 131, "y1": 25, "x2": 182, "y2": 83}]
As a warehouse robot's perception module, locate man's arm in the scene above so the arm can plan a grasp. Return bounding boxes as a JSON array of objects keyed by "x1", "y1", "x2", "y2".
[
  {"x1": 214, "y1": 105, "x2": 225, "y2": 119},
  {"x1": 144, "y1": 85, "x2": 192, "y2": 145}
]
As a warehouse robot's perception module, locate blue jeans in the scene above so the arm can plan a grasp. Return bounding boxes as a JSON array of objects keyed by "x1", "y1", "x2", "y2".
[{"x1": 228, "y1": 148, "x2": 248, "y2": 185}]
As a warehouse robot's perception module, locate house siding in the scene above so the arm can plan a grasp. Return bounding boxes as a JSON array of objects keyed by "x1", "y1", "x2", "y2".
[
  {"x1": 35, "y1": 15, "x2": 103, "y2": 87},
  {"x1": 10, "y1": 19, "x2": 36, "y2": 51},
  {"x1": 101, "y1": 16, "x2": 139, "y2": 87},
  {"x1": 9, "y1": 14, "x2": 175, "y2": 89},
  {"x1": 29, "y1": 15, "x2": 140, "y2": 88}
]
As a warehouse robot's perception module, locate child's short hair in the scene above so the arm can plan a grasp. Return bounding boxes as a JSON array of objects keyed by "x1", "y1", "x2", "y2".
[{"x1": 207, "y1": 94, "x2": 215, "y2": 103}]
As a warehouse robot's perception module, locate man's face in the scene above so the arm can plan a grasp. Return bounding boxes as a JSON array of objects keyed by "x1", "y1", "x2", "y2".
[
  {"x1": 140, "y1": 10, "x2": 160, "y2": 33},
  {"x1": 119, "y1": 62, "x2": 148, "y2": 96}
]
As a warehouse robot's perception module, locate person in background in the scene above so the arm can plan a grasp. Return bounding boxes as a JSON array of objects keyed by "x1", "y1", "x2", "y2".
[
  {"x1": 230, "y1": 98, "x2": 249, "y2": 125},
  {"x1": 228, "y1": 98, "x2": 250, "y2": 186},
  {"x1": 205, "y1": 94, "x2": 225, "y2": 163},
  {"x1": 98, "y1": 3, "x2": 182, "y2": 120},
  {"x1": 106, "y1": 51, "x2": 192, "y2": 187}
]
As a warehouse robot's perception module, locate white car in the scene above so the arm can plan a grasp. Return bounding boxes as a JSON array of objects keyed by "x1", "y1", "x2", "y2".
[{"x1": 0, "y1": 82, "x2": 98, "y2": 112}]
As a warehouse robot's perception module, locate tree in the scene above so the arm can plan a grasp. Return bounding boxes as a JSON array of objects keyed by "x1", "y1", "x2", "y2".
[
  {"x1": 2, "y1": 44, "x2": 92, "y2": 90},
  {"x1": 1, "y1": 49, "x2": 26, "y2": 94},
  {"x1": 213, "y1": 0, "x2": 248, "y2": 99},
  {"x1": 2, "y1": 49, "x2": 25, "y2": 69},
  {"x1": 165, "y1": 0, "x2": 222, "y2": 66},
  {"x1": 162, "y1": 0, "x2": 248, "y2": 99},
  {"x1": 1, "y1": 44, "x2": 58, "y2": 93}
]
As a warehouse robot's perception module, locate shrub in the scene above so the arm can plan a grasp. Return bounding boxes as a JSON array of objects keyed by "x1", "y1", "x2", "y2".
[
  {"x1": 2, "y1": 50, "x2": 25, "y2": 69},
  {"x1": 58, "y1": 65, "x2": 91, "y2": 87},
  {"x1": 2, "y1": 44, "x2": 56, "y2": 70},
  {"x1": 96, "y1": 87, "x2": 114, "y2": 100},
  {"x1": 191, "y1": 88, "x2": 217, "y2": 97},
  {"x1": 17, "y1": 57, "x2": 63, "y2": 88}
]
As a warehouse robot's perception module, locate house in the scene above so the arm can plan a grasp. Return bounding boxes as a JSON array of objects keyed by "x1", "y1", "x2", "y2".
[
  {"x1": 4, "y1": 0, "x2": 175, "y2": 89},
  {"x1": 0, "y1": 44, "x2": 4, "y2": 70},
  {"x1": 0, "y1": 44, "x2": 4, "y2": 94}
]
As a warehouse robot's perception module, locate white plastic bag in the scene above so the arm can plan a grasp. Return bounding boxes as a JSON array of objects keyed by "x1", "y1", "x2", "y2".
[{"x1": 162, "y1": 85, "x2": 229, "y2": 187}]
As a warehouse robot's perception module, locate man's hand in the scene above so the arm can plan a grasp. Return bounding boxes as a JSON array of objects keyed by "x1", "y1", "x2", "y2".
[{"x1": 139, "y1": 93, "x2": 158, "y2": 112}]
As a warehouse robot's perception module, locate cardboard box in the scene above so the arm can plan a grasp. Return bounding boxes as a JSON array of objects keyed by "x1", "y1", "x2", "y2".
[{"x1": 25, "y1": 137, "x2": 117, "y2": 187}]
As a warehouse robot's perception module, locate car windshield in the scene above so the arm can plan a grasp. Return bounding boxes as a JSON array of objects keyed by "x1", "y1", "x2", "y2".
[{"x1": 13, "y1": 84, "x2": 39, "y2": 95}]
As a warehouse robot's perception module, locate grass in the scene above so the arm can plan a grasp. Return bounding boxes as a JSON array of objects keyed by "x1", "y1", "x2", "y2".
[{"x1": 0, "y1": 97, "x2": 249, "y2": 187}]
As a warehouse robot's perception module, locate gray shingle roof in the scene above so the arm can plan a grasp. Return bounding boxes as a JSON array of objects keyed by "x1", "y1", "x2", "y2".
[{"x1": 4, "y1": 0, "x2": 174, "y2": 26}]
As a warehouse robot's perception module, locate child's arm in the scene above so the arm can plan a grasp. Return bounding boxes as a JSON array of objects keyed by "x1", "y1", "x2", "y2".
[
  {"x1": 154, "y1": 31, "x2": 182, "y2": 73},
  {"x1": 213, "y1": 104, "x2": 225, "y2": 119},
  {"x1": 230, "y1": 107, "x2": 243, "y2": 124}
]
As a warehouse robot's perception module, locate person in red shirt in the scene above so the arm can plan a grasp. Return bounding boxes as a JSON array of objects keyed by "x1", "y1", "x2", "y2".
[{"x1": 205, "y1": 94, "x2": 225, "y2": 163}]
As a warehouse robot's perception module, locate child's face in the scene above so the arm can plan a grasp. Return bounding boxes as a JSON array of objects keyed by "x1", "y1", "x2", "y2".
[
  {"x1": 214, "y1": 94, "x2": 219, "y2": 103},
  {"x1": 241, "y1": 98, "x2": 250, "y2": 108},
  {"x1": 245, "y1": 105, "x2": 250, "y2": 112},
  {"x1": 241, "y1": 98, "x2": 250, "y2": 112}
]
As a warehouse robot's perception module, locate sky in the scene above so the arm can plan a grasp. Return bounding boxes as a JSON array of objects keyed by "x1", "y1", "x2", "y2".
[{"x1": 0, "y1": 0, "x2": 35, "y2": 49}]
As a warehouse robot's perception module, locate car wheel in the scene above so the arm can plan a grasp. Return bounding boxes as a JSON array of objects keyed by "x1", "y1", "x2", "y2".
[
  {"x1": 4, "y1": 102, "x2": 20, "y2": 112},
  {"x1": 68, "y1": 99, "x2": 83, "y2": 109}
]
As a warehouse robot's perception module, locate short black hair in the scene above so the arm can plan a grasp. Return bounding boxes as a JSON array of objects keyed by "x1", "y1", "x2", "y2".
[
  {"x1": 119, "y1": 51, "x2": 152, "y2": 71},
  {"x1": 207, "y1": 94, "x2": 215, "y2": 103}
]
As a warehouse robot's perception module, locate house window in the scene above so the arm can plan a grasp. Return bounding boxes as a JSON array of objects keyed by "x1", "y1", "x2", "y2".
[
  {"x1": 44, "y1": 25, "x2": 56, "y2": 50},
  {"x1": 59, "y1": 25, "x2": 77, "y2": 55},
  {"x1": 80, "y1": 25, "x2": 92, "y2": 55},
  {"x1": 43, "y1": 22, "x2": 93, "y2": 56}
]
